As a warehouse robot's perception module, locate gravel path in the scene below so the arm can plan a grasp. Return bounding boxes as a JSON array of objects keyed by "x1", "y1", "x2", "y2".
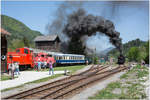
[
  {"x1": 144, "y1": 67, "x2": 150, "y2": 100},
  {"x1": 144, "y1": 79, "x2": 150, "y2": 100},
  {"x1": 1, "y1": 65, "x2": 92, "y2": 98},
  {"x1": 70, "y1": 71, "x2": 125, "y2": 100}
]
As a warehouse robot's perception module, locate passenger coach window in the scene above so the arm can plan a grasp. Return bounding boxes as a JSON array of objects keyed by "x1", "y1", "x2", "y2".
[
  {"x1": 55, "y1": 56, "x2": 58, "y2": 60},
  {"x1": 58, "y1": 56, "x2": 62, "y2": 60},
  {"x1": 24, "y1": 49, "x2": 29, "y2": 54},
  {"x1": 54, "y1": 56, "x2": 56, "y2": 59}
]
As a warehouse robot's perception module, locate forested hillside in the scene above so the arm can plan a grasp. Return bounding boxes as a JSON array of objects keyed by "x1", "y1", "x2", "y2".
[
  {"x1": 108, "y1": 38, "x2": 148, "y2": 63},
  {"x1": 1, "y1": 15, "x2": 42, "y2": 51}
]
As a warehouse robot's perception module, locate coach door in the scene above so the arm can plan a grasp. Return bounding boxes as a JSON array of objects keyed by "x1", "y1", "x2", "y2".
[{"x1": 24, "y1": 48, "x2": 30, "y2": 64}]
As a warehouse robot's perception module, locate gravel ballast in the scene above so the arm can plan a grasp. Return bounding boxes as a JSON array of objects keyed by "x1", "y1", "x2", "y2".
[{"x1": 70, "y1": 71, "x2": 125, "y2": 100}]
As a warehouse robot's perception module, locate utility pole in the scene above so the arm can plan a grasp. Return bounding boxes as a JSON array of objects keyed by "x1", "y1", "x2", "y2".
[
  {"x1": 92, "y1": 48, "x2": 94, "y2": 64},
  {"x1": 92, "y1": 47, "x2": 96, "y2": 64},
  {"x1": 95, "y1": 47, "x2": 96, "y2": 64},
  {"x1": 95, "y1": 47, "x2": 96, "y2": 57}
]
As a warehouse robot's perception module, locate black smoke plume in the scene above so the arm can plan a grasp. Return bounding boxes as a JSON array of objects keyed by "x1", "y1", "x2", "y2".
[
  {"x1": 46, "y1": 1, "x2": 84, "y2": 40},
  {"x1": 46, "y1": 1, "x2": 84, "y2": 53},
  {"x1": 63, "y1": 8, "x2": 123, "y2": 55}
]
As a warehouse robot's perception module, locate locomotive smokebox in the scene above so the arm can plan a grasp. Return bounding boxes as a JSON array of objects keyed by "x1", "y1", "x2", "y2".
[{"x1": 117, "y1": 54, "x2": 125, "y2": 65}]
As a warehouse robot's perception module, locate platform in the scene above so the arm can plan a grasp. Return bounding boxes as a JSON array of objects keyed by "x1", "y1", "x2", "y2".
[{"x1": 1, "y1": 71, "x2": 64, "y2": 90}]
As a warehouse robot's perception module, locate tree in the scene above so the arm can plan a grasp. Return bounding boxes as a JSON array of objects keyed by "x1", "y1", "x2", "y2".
[
  {"x1": 23, "y1": 36, "x2": 30, "y2": 47},
  {"x1": 93, "y1": 56, "x2": 99, "y2": 64},
  {"x1": 127, "y1": 47, "x2": 141, "y2": 62},
  {"x1": 108, "y1": 38, "x2": 146, "y2": 59},
  {"x1": 68, "y1": 37, "x2": 85, "y2": 55},
  {"x1": 144, "y1": 41, "x2": 149, "y2": 64},
  {"x1": 11, "y1": 39, "x2": 24, "y2": 50}
]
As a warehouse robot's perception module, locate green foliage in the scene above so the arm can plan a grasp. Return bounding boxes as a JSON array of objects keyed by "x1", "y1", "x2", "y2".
[
  {"x1": 93, "y1": 56, "x2": 99, "y2": 64},
  {"x1": 135, "y1": 65, "x2": 149, "y2": 78},
  {"x1": 146, "y1": 41, "x2": 149, "y2": 54},
  {"x1": 89, "y1": 82, "x2": 122, "y2": 99},
  {"x1": 68, "y1": 37, "x2": 85, "y2": 55},
  {"x1": 1, "y1": 15, "x2": 42, "y2": 51},
  {"x1": 108, "y1": 39, "x2": 148, "y2": 62},
  {"x1": 144, "y1": 41, "x2": 149, "y2": 64},
  {"x1": 23, "y1": 36, "x2": 30, "y2": 47},
  {"x1": 137, "y1": 69, "x2": 149, "y2": 78},
  {"x1": 1, "y1": 75, "x2": 18, "y2": 81},
  {"x1": 10, "y1": 39, "x2": 24, "y2": 50},
  {"x1": 120, "y1": 73, "x2": 128, "y2": 79},
  {"x1": 108, "y1": 38, "x2": 146, "y2": 58},
  {"x1": 144, "y1": 56, "x2": 149, "y2": 64},
  {"x1": 89, "y1": 64, "x2": 149, "y2": 99},
  {"x1": 1, "y1": 74, "x2": 63, "y2": 92},
  {"x1": 27, "y1": 74, "x2": 63, "y2": 84},
  {"x1": 107, "y1": 81, "x2": 121, "y2": 89},
  {"x1": 1, "y1": 65, "x2": 86, "y2": 92},
  {"x1": 42, "y1": 65, "x2": 86, "y2": 74},
  {"x1": 127, "y1": 47, "x2": 140, "y2": 62}
]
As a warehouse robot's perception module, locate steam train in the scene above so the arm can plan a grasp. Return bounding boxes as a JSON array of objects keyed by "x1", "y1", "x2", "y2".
[{"x1": 7, "y1": 47, "x2": 85, "y2": 70}]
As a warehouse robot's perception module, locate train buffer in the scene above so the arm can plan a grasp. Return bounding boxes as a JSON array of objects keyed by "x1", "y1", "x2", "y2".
[{"x1": 64, "y1": 69, "x2": 70, "y2": 76}]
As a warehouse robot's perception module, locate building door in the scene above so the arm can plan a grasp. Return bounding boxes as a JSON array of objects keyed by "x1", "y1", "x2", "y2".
[{"x1": 1, "y1": 35, "x2": 7, "y2": 73}]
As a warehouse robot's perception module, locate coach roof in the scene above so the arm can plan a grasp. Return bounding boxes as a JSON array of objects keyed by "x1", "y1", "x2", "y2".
[{"x1": 34, "y1": 34, "x2": 60, "y2": 42}]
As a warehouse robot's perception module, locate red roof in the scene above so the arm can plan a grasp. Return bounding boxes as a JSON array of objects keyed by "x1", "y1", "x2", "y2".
[{"x1": 1, "y1": 28, "x2": 10, "y2": 35}]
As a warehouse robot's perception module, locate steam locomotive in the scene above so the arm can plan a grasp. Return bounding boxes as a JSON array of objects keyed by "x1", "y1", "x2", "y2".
[
  {"x1": 117, "y1": 54, "x2": 125, "y2": 65},
  {"x1": 7, "y1": 47, "x2": 85, "y2": 70}
]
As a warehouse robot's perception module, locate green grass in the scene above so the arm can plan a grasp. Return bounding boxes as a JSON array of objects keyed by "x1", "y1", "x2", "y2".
[
  {"x1": 126, "y1": 83, "x2": 145, "y2": 99},
  {"x1": 1, "y1": 65, "x2": 86, "y2": 92},
  {"x1": 89, "y1": 81, "x2": 122, "y2": 99},
  {"x1": 1, "y1": 75, "x2": 18, "y2": 81},
  {"x1": 89, "y1": 81, "x2": 146, "y2": 99},
  {"x1": 120, "y1": 73, "x2": 128, "y2": 79},
  {"x1": 137, "y1": 68, "x2": 149, "y2": 78},
  {"x1": 107, "y1": 81, "x2": 121, "y2": 89},
  {"x1": 120, "y1": 64, "x2": 149, "y2": 79},
  {"x1": 89, "y1": 64, "x2": 148, "y2": 99},
  {"x1": 27, "y1": 74, "x2": 63, "y2": 84},
  {"x1": 55, "y1": 65, "x2": 86, "y2": 73},
  {"x1": 1, "y1": 85, "x2": 24, "y2": 92},
  {"x1": 1, "y1": 74, "x2": 63, "y2": 92},
  {"x1": 41, "y1": 65, "x2": 86, "y2": 74},
  {"x1": 89, "y1": 90, "x2": 119, "y2": 99}
]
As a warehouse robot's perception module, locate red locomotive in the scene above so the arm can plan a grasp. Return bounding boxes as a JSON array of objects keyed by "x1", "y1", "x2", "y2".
[{"x1": 7, "y1": 47, "x2": 55, "y2": 70}]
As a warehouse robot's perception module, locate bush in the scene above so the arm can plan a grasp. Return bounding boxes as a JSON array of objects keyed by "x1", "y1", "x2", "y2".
[
  {"x1": 93, "y1": 56, "x2": 99, "y2": 64},
  {"x1": 127, "y1": 47, "x2": 141, "y2": 62},
  {"x1": 144, "y1": 41, "x2": 149, "y2": 64}
]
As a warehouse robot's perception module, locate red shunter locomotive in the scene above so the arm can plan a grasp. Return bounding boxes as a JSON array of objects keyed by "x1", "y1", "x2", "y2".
[{"x1": 7, "y1": 47, "x2": 53, "y2": 70}]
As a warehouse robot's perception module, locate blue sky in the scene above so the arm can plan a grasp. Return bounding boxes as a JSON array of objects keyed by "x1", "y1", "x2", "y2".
[
  {"x1": 1, "y1": 1, "x2": 149, "y2": 45},
  {"x1": 2, "y1": 1, "x2": 60, "y2": 34}
]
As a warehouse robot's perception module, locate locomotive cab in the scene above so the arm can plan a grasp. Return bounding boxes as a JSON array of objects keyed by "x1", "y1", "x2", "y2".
[{"x1": 7, "y1": 48, "x2": 34, "y2": 70}]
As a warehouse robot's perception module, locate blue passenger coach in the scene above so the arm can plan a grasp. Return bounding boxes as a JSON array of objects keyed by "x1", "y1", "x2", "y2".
[{"x1": 53, "y1": 54, "x2": 85, "y2": 64}]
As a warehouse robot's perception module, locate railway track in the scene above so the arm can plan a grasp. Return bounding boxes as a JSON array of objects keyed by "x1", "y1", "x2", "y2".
[{"x1": 3, "y1": 65, "x2": 129, "y2": 99}]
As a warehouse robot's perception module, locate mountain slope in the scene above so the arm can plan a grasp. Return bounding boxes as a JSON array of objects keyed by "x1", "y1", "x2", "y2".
[
  {"x1": 107, "y1": 38, "x2": 147, "y2": 57},
  {"x1": 1, "y1": 15, "x2": 42, "y2": 50}
]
